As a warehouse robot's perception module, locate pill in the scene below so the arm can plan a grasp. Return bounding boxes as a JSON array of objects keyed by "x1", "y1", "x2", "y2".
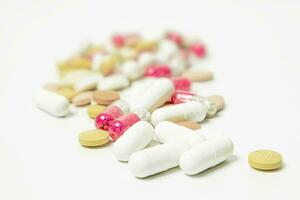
[
  {"x1": 133, "y1": 78, "x2": 174, "y2": 112},
  {"x1": 207, "y1": 95, "x2": 225, "y2": 111},
  {"x1": 43, "y1": 83, "x2": 65, "y2": 92},
  {"x1": 119, "y1": 47, "x2": 137, "y2": 61},
  {"x1": 60, "y1": 70, "x2": 91, "y2": 85},
  {"x1": 155, "y1": 121, "x2": 205, "y2": 146},
  {"x1": 95, "y1": 100, "x2": 129, "y2": 130},
  {"x1": 34, "y1": 89, "x2": 69, "y2": 117},
  {"x1": 179, "y1": 136, "x2": 233, "y2": 175},
  {"x1": 74, "y1": 73, "x2": 102, "y2": 92},
  {"x1": 248, "y1": 150, "x2": 282, "y2": 171},
  {"x1": 171, "y1": 77, "x2": 191, "y2": 91},
  {"x1": 182, "y1": 69, "x2": 213, "y2": 82},
  {"x1": 166, "y1": 31, "x2": 183, "y2": 46},
  {"x1": 137, "y1": 52, "x2": 156, "y2": 69},
  {"x1": 151, "y1": 101, "x2": 207, "y2": 126},
  {"x1": 144, "y1": 65, "x2": 171, "y2": 78},
  {"x1": 155, "y1": 40, "x2": 179, "y2": 63},
  {"x1": 120, "y1": 60, "x2": 143, "y2": 80},
  {"x1": 134, "y1": 40, "x2": 157, "y2": 52},
  {"x1": 72, "y1": 91, "x2": 93, "y2": 107},
  {"x1": 87, "y1": 104, "x2": 106, "y2": 119},
  {"x1": 112, "y1": 34, "x2": 125, "y2": 47},
  {"x1": 98, "y1": 74, "x2": 129, "y2": 91},
  {"x1": 101, "y1": 54, "x2": 119, "y2": 75},
  {"x1": 176, "y1": 121, "x2": 201, "y2": 130},
  {"x1": 189, "y1": 42, "x2": 206, "y2": 58},
  {"x1": 79, "y1": 129, "x2": 110, "y2": 147},
  {"x1": 168, "y1": 54, "x2": 186, "y2": 76},
  {"x1": 129, "y1": 141, "x2": 191, "y2": 178},
  {"x1": 92, "y1": 90, "x2": 119, "y2": 105},
  {"x1": 113, "y1": 121, "x2": 154, "y2": 161},
  {"x1": 56, "y1": 87, "x2": 77, "y2": 101}
]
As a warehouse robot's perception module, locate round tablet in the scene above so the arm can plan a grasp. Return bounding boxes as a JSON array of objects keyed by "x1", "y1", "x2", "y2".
[
  {"x1": 87, "y1": 104, "x2": 106, "y2": 119},
  {"x1": 248, "y1": 150, "x2": 283, "y2": 171},
  {"x1": 79, "y1": 130, "x2": 110, "y2": 147},
  {"x1": 72, "y1": 91, "x2": 92, "y2": 107},
  {"x1": 92, "y1": 90, "x2": 119, "y2": 105},
  {"x1": 176, "y1": 121, "x2": 201, "y2": 130}
]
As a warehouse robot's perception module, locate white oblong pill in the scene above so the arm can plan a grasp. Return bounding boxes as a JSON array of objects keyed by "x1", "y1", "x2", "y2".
[
  {"x1": 137, "y1": 52, "x2": 156, "y2": 69},
  {"x1": 151, "y1": 101, "x2": 207, "y2": 126},
  {"x1": 133, "y1": 78, "x2": 174, "y2": 112},
  {"x1": 113, "y1": 121, "x2": 154, "y2": 161},
  {"x1": 129, "y1": 141, "x2": 191, "y2": 178},
  {"x1": 155, "y1": 121, "x2": 205, "y2": 146},
  {"x1": 74, "y1": 74, "x2": 102, "y2": 92},
  {"x1": 119, "y1": 60, "x2": 142, "y2": 80},
  {"x1": 179, "y1": 136, "x2": 233, "y2": 175},
  {"x1": 98, "y1": 74, "x2": 129, "y2": 90},
  {"x1": 34, "y1": 89, "x2": 70, "y2": 117}
]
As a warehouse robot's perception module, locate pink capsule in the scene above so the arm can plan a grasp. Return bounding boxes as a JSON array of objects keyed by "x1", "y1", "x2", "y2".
[
  {"x1": 171, "y1": 77, "x2": 191, "y2": 91},
  {"x1": 190, "y1": 43, "x2": 206, "y2": 58},
  {"x1": 95, "y1": 105, "x2": 124, "y2": 130},
  {"x1": 144, "y1": 65, "x2": 171, "y2": 78},
  {"x1": 171, "y1": 90, "x2": 198, "y2": 104},
  {"x1": 112, "y1": 34, "x2": 125, "y2": 47},
  {"x1": 109, "y1": 113, "x2": 141, "y2": 141},
  {"x1": 166, "y1": 32, "x2": 183, "y2": 46}
]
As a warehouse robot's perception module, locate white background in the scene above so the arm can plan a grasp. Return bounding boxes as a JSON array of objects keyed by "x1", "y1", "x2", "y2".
[{"x1": 1, "y1": 1, "x2": 300, "y2": 200}]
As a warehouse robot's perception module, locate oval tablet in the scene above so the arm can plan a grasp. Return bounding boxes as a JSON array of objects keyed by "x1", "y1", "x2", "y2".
[
  {"x1": 92, "y1": 90, "x2": 120, "y2": 105},
  {"x1": 57, "y1": 87, "x2": 77, "y2": 101},
  {"x1": 248, "y1": 150, "x2": 282, "y2": 171},
  {"x1": 98, "y1": 74, "x2": 129, "y2": 91},
  {"x1": 87, "y1": 104, "x2": 106, "y2": 119},
  {"x1": 79, "y1": 129, "x2": 110, "y2": 147},
  {"x1": 113, "y1": 121, "x2": 154, "y2": 161},
  {"x1": 182, "y1": 69, "x2": 213, "y2": 82},
  {"x1": 72, "y1": 91, "x2": 92, "y2": 107}
]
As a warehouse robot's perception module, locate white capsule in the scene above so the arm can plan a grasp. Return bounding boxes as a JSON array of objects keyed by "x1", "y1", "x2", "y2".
[
  {"x1": 168, "y1": 54, "x2": 186, "y2": 76},
  {"x1": 113, "y1": 121, "x2": 154, "y2": 161},
  {"x1": 34, "y1": 89, "x2": 69, "y2": 117},
  {"x1": 151, "y1": 101, "x2": 207, "y2": 125},
  {"x1": 74, "y1": 73, "x2": 102, "y2": 92},
  {"x1": 155, "y1": 121, "x2": 206, "y2": 146},
  {"x1": 119, "y1": 60, "x2": 142, "y2": 80},
  {"x1": 133, "y1": 78, "x2": 174, "y2": 112},
  {"x1": 98, "y1": 74, "x2": 129, "y2": 90},
  {"x1": 129, "y1": 141, "x2": 190, "y2": 178},
  {"x1": 155, "y1": 40, "x2": 179, "y2": 63},
  {"x1": 179, "y1": 136, "x2": 233, "y2": 175},
  {"x1": 137, "y1": 52, "x2": 156, "y2": 69}
]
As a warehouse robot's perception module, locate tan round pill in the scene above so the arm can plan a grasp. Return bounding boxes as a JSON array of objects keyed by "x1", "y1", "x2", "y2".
[
  {"x1": 92, "y1": 90, "x2": 119, "y2": 105},
  {"x1": 57, "y1": 87, "x2": 77, "y2": 101},
  {"x1": 176, "y1": 121, "x2": 201, "y2": 130},
  {"x1": 248, "y1": 150, "x2": 283, "y2": 171},
  {"x1": 72, "y1": 91, "x2": 93, "y2": 107},
  {"x1": 87, "y1": 104, "x2": 106, "y2": 119},
  {"x1": 182, "y1": 69, "x2": 213, "y2": 82},
  {"x1": 207, "y1": 95, "x2": 225, "y2": 111},
  {"x1": 79, "y1": 130, "x2": 110, "y2": 147}
]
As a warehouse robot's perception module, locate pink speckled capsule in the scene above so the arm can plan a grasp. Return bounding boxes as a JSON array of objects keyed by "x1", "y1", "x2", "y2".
[{"x1": 144, "y1": 65, "x2": 171, "y2": 78}]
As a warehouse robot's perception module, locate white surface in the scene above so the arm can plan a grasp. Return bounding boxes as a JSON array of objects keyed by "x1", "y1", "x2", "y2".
[{"x1": 1, "y1": 1, "x2": 300, "y2": 200}]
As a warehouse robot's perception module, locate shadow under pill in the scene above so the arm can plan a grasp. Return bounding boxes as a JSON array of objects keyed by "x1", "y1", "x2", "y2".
[{"x1": 137, "y1": 167, "x2": 180, "y2": 181}]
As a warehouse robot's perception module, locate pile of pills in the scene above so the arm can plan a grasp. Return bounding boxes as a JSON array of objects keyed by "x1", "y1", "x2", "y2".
[{"x1": 34, "y1": 31, "x2": 282, "y2": 178}]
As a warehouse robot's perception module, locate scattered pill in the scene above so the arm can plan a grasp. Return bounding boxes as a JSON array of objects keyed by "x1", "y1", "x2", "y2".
[
  {"x1": 92, "y1": 90, "x2": 120, "y2": 105},
  {"x1": 72, "y1": 91, "x2": 93, "y2": 107},
  {"x1": 34, "y1": 89, "x2": 69, "y2": 117},
  {"x1": 248, "y1": 150, "x2": 282, "y2": 171},
  {"x1": 74, "y1": 73, "x2": 102, "y2": 92},
  {"x1": 79, "y1": 129, "x2": 110, "y2": 147},
  {"x1": 207, "y1": 95, "x2": 225, "y2": 111},
  {"x1": 182, "y1": 69, "x2": 213, "y2": 82},
  {"x1": 98, "y1": 74, "x2": 129, "y2": 91},
  {"x1": 56, "y1": 87, "x2": 77, "y2": 101},
  {"x1": 175, "y1": 121, "x2": 201, "y2": 130},
  {"x1": 87, "y1": 104, "x2": 107, "y2": 119},
  {"x1": 179, "y1": 136, "x2": 233, "y2": 175},
  {"x1": 113, "y1": 121, "x2": 154, "y2": 161}
]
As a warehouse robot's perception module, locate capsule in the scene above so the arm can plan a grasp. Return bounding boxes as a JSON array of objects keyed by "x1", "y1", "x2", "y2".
[
  {"x1": 144, "y1": 65, "x2": 171, "y2": 78},
  {"x1": 95, "y1": 100, "x2": 129, "y2": 130},
  {"x1": 137, "y1": 52, "x2": 156, "y2": 69},
  {"x1": 155, "y1": 121, "x2": 205, "y2": 146},
  {"x1": 179, "y1": 136, "x2": 233, "y2": 175},
  {"x1": 34, "y1": 89, "x2": 69, "y2": 117},
  {"x1": 113, "y1": 121, "x2": 154, "y2": 161},
  {"x1": 133, "y1": 78, "x2": 174, "y2": 112},
  {"x1": 119, "y1": 60, "x2": 143, "y2": 80},
  {"x1": 98, "y1": 74, "x2": 129, "y2": 90},
  {"x1": 151, "y1": 101, "x2": 207, "y2": 126},
  {"x1": 129, "y1": 141, "x2": 191, "y2": 178},
  {"x1": 170, "y1": 77, "x2": 191, "y2": 91}
]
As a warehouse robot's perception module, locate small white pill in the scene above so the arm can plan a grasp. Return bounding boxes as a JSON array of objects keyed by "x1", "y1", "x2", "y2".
[
  {"x1": 98, "y1": 74, "x2": 129, "y2": 90},
  {"x1": 119, "y1": 60, "x2": 142, "y2": 80},
  {"x1": 34, "y1": 89, "x2": 70, "y2": 117},
  {"x1": 155, "y1": 121, "x2": 206, "y2": 146},
  {"x1": 129, "y1": 141, "x2": 190, "y2": 178},
  {"x1": 179, "y1": 136, "x2": 233, "y2": 175},
  {"x1": 151, "y1": 101, "x2": 207, "y2": 126},
  {"x1": 133, "y1": 78, "x2": 174, "y2": 112},
  {"x1": 137, "y1": 52, "x2": 156, "y2": 69},
  {"x1": 113, "y1": 121, "x2": 154, "y2": 161},
  {"x1": 74, "y1": 73, "x2": 102, "y2": 92}
]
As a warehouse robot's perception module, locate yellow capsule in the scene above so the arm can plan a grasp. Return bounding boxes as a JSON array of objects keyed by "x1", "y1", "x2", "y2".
[
  {"x1": 248, "y1": 150, "x2": 283, "y2": 171},
  {"x1": 100, "y1": 54, "x2": 119, "y2": 75},
  {"x1": 56, "y1": 87, "x2": 77, "y2": 101},
  {"x1": 134, "y1": 40, "x2": 158, "y2": 52},
  {"x1": 69, "y1": 56, "x2": 91, "y2": 70},
  {"x1": 87, "y1": 104, "x2": 106, "y2": 119},
  {"x1": 79, "y1": 129, "x2": 110, "y2": 147}
]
